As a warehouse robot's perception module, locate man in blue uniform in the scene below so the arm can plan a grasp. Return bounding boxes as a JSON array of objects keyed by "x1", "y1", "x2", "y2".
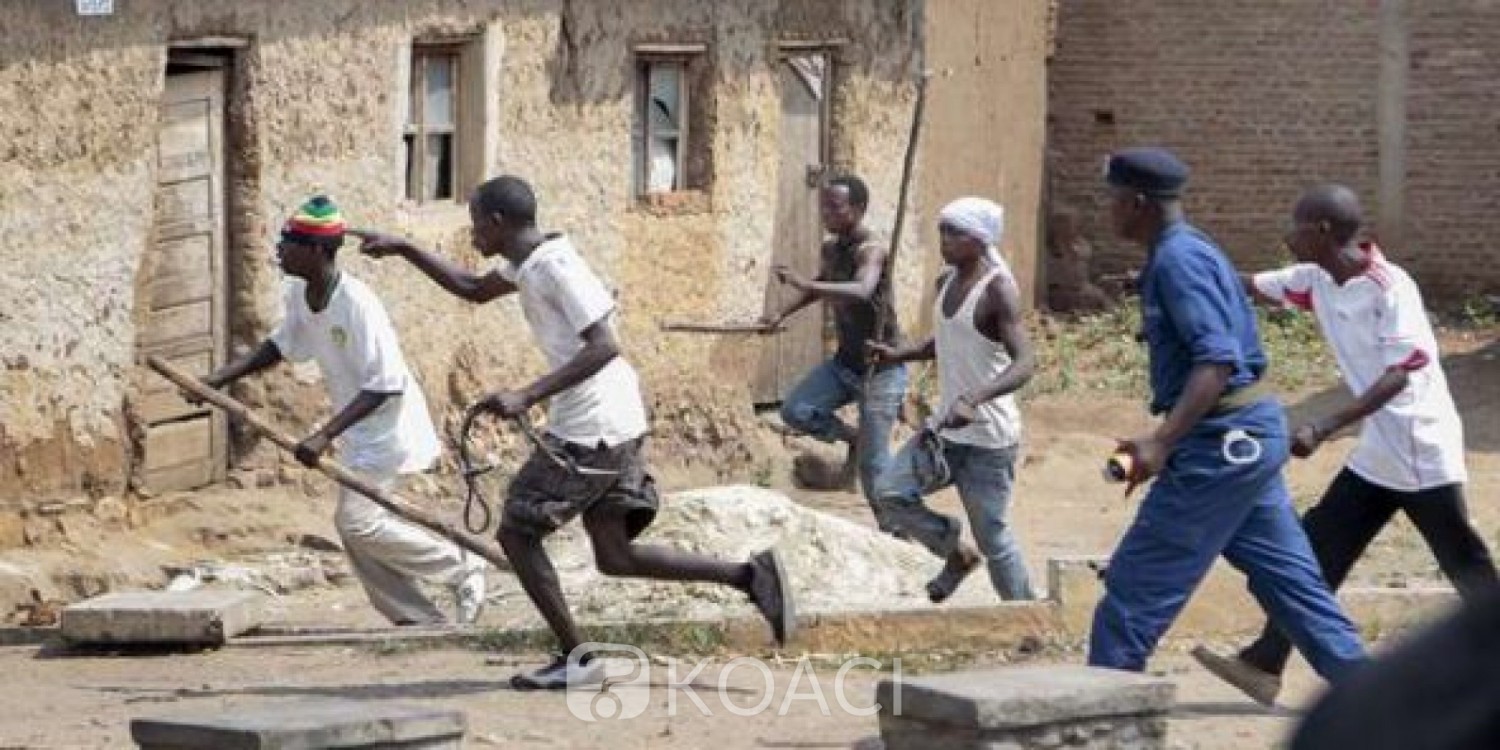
[{"x1": 1088, "y1": 147, "x2": 1366, "y2": 683}]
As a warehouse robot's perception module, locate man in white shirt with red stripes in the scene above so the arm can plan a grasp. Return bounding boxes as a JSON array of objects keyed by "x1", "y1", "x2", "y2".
[{"x1": 1193, "y1": 183, "x2": 1497, "y2": 706}]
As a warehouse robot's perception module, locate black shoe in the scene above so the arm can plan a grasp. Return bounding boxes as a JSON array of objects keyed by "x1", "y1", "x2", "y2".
[
  {"x1": 926, "y1": 546, "x2": 980, "y2": 604},
  {"x1": 748, "y1": 548, "x2": 797, "y2": 647}
]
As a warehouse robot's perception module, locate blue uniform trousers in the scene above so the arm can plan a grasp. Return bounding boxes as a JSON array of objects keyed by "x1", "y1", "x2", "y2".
[{"x1": 1087, "y1": 400, "x2": 1366, "y2": 681}]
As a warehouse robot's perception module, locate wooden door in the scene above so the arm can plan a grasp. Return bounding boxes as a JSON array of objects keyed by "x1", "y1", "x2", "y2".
[
  {"x1": 136, "y1": 69, "x2": 228, "y2": 492},
  {"x1": 755, "y1": 52, "x2": 830, "y2": 406}
]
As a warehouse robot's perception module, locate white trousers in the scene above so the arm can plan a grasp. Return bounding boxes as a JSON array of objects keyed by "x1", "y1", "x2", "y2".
[{"x1": 336, "y1": 470, "x2": 478, "y2": 625}]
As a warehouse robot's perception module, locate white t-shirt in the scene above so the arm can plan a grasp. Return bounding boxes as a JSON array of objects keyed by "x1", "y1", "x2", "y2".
[
  {"x1": 1253, "y1": 245, "x2": 1466, "y2": 491},
  {"x1": 270, "y1": 274, "x2": 440, "y2": 475},
  {"x1": 496, "y1": 235, "x2": 649, "y2": 447}
]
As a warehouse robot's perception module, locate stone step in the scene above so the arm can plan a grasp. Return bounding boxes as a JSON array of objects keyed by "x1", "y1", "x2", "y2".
[
  {"x1": 878, "y1": 665, "x2": 1175, "y2": 750},
  {"x1": 61, "y1": 590, "x2": 265, "y2": 646},
  {"x1": 131, "y1": 701, "x2": 466, "y2": 749}
]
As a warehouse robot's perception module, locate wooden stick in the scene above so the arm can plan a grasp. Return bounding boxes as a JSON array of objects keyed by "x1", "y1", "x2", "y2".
[
  {"x1": 863, "y1": 69, "x2": 932, "y2": 394},
  {"x1": 146, "y1": 355, "x2": 513, "y2": 573},
  {"x1": 658, "y1": 320, "x2": 785, "y2": 334}
]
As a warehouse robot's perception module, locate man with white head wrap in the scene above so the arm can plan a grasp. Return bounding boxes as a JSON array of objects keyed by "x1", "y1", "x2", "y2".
[
  {"x1": 867, "y1": 196, "x2": 1038, "y2": 602},
  {"x1": 937, "y1": 197, "x2": 1007, "y2": 268}
]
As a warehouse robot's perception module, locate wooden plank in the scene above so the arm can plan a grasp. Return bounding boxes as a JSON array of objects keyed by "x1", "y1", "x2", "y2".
[
  {"x1": 139, "y1": 391, "x2": 209, "y2": 427},
  {"x1": 635, "y1": 42, "x2": 708, "y2": 55},
  {"x1": 154, "y1": 234, "x2": 212, "y2": 275},
  {"x1": 139, "y1": 351, "x2": 213, "y2": 423},
  {"x1": 150, "y1": 232, "x2": 214, "y2": 306},
  {"x1": 145, "y1": 460, "x2": 214, "y2": 493},
  {"x1": 777, "y1": 39, "x2": 850, "y2": 53},
  {"x1": 144, "y1": 418, "x2": 213, "y2": 471},
  {"x1": 158, "y1": 104, "x2": 212, "y2": 183},
  {"x1": 150, "y1": 233, "x2": 213, "y2": 307},
  {"x1": 169, "y1": 38, "x2": 250, "y2": 50},
  {"x1": 141, "y1": 352, "x2": 213, "y2": 395},
  {"x1": 151, "y1": 272, "x2": 213, "y2": 309},
  {"x1": 166, "y1": 51, "x2": 227, "y2": 68},
  {"x1": 140, "y1": 336, "x2": 215, "y2": 362},
  {"x1": 154, "y1": 179, "x2": 212, "y2": 225},
  {"x1": 141, "y1": 300, "x2": 212, "y2": 347}
]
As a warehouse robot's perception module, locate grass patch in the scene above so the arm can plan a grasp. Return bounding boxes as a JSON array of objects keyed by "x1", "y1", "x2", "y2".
[
  {"x1": 472, "y1": 619, "x2": 729, "y2": 657},
  {"x1": 1021, "y1": 300, "x2": 1338, "y2": 401},
  {"x1": 1452, "y1": 294, "x2": 1499, "y2": 329},
  {"x1": 1025, "y1": 305, "x2": 1147, "y2": 400}
]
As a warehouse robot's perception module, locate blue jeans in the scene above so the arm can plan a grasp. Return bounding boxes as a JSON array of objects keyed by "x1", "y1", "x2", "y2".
[
  {"x1": 779, "y1": 359, "x2": 907, "y2": 521},
  {"x1": 1088, "y1": 400, "x2": 1366, "y2": 681},
  {"x1": 873, "y1": 435, "x2": 1036, "y2": 600}
]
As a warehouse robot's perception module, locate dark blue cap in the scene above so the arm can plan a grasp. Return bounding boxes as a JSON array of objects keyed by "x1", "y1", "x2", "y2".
[{"x1": 1104, "y1": 147, "x2": 1189, "y2": 199}]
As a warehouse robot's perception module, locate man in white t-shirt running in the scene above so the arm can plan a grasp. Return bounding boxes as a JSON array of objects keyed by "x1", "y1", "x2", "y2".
[
  {"x1": 202, "y1": 196, "x2": 487, "y2": 627},
  {"x1": 1193, "y1": 184, "x2": 1498, "y2": 706},
  {"x1": 353, "y1": 175, "x2": 795, "y2": 690}
]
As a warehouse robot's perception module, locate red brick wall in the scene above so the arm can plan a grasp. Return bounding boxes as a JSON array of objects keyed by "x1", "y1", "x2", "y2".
[
  {"x1": 1404, "y1": 4, "x2": 1500, "y2": 300},
  {"x1": 1048, "y1": 1, "x2": 1499, "y2": 300}
]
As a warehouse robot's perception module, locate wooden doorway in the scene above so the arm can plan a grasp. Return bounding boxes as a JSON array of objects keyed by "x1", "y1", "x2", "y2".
[
  {"x1": 135, "y1": 57, "x2": 230, "y2": 492},
  {"x1": 755, "y1": 50, "x2": 831, "y2": 406}
]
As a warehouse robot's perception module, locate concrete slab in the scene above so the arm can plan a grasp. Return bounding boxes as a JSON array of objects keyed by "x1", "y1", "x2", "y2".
[
  {"x1": 130, "y1": 701, "x2": 465, "y2": 749},
  {"x1": 877, "y1": 664, "x2": 1175, "y2": 730},
  {"x1": 61, "y1": 590, "x2": 264, "y2": 645}
]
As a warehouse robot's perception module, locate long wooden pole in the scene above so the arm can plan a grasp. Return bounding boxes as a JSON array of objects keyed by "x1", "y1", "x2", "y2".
[
  {"x1": 863, "y1": 69, "x2": 931, "y2": 397},
  {"x1": 658, "y1": 320, "x2": 785, "y2": 334},
  {"x1": 147, "y1": 355, "x2": 512, "y2": 573}
]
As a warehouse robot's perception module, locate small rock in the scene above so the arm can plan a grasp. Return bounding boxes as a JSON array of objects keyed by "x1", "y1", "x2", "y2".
[
  {"x1": 166, "y1": 573, "x2": 202, "y2": 592},
  {"x1": 278, "y1": 465, "x2": 298, "y2": 484},
  {"x1": 297, "y1": 533, "x2": 343, "y2": 553},
  {"x1": 256, "y1": 470, "x2": 277, "y2": 488},
  {"x1": 92, "y1": 496, "x2": 128, "y2": 526},
  {"x1": 36, "y1": 502, "x2": 68, "y2": 517},
  {"x1": 322, "y1": 559, "x2": 354, "y2": 585}
]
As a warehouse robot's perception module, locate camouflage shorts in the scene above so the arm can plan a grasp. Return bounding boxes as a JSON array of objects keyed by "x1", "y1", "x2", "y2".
[{"x1": 502, "y1": 435, "x2": 659, "y2": 540}]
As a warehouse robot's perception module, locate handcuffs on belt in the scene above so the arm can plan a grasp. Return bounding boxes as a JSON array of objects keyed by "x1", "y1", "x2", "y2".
[
  {"x1": 1221, "y1": 428, "x2": 1263, "y2": 465},
  {"x1": 455, "y1": 406, "x2": 620, "y2": 534}
]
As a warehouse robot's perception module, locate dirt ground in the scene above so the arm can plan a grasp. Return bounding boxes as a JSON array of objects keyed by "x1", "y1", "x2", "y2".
[
  {"x1": 0, "y1": 332, "x2": 1495, "y2": 748},
  {"x1": 0, "y1": 642, "x2": 1335, "y2": 750}
]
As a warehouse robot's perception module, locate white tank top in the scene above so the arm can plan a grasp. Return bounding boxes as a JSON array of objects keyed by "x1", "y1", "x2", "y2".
[{"x1": 934, "y1": 265, "x2": 1023, "y2": 448}]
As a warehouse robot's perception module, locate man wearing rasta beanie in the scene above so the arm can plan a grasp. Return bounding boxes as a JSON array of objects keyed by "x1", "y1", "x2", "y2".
[{"x1": 201, "y1": 195, "x2": 488, "y2": 626}]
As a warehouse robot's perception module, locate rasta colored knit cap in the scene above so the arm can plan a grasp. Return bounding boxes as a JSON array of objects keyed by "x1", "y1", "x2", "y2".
[{"x1": 280, "y1": 195, "x2": 346, "y2": 242}]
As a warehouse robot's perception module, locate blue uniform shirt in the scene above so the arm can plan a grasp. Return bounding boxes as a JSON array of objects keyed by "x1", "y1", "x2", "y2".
[{"x1": 1139, "y1": 221, "x2": 1266, "y2": 415}]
